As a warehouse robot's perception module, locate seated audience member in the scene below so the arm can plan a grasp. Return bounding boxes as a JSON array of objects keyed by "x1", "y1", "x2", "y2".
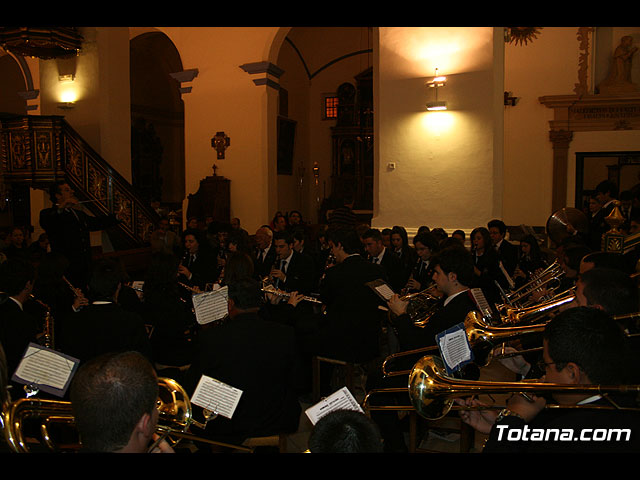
[
  {"x1": 308, "y1": 410, "x2": 383, "y2": 453},
  {"x1": 182, "y1": 278, "x2": 301, "y2": 445},
  {"x1": 0, "y1": 258, "x2": 40, "y2": 379},
  {"x1": 461, "y1": 307, "x2": 640, "y2": 453},
  {"x1": 70, "y1": 351, "x2": 172, "y2": 453},
  {"x1": 56, "y1": 259, "x2": 152, "y2": 365}
]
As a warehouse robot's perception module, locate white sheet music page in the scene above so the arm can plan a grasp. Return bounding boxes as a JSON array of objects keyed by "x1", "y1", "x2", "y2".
[
  {"x1": 192, "y1": 286, "x2": 229, "y2": 325},
  {"x1": 437, "y1": 325, "x2": 472, "y2": 373},
  {"x1": 304, "y1": 387, "x2": 364, "y2": 425},
  {"x1": 191, "y1": 375, "x2": 243, "y2": 419},
  {"x1": 12, "y1": 343, "x2": 79, "y2": 396}
]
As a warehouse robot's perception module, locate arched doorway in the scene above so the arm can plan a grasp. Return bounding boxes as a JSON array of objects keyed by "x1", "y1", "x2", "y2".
[
  {"x1": 130, "y1": 32, "x2": 185, "y2": 210},
  {"x1": 0, "y1": 53, "x2": 28, "y2": 115}
]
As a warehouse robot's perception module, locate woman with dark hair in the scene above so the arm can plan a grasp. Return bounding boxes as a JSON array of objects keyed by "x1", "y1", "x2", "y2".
[
  {"x1": 470, "y1": 226, "x2": 502, "y2": 303},
  {"x1": 513, "y1": 234, "x2": 548, "y2": 288},
  {"x1": 142, "y1": 253, "x2": 196, "y2": 371},
  {"x1": 390, "y1": 225, "x2": 417, "y2": 288},
  {"x1": 178, "y1": 228, "x2": 220, "y2": 290},
  {"x1": 4, "y1": 226, "x2": 29, "y2": 261},
  {"x1": 221, "y1": 251, "x2": 255, "y2": 287}
]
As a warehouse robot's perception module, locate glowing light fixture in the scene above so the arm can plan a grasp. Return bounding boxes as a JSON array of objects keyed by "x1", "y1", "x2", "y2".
[{"x1": 426, "y1": 68, "x2": 447, "y2": 111}]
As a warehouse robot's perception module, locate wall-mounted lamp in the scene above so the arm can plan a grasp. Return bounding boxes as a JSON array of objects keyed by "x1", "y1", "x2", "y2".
[
  {"x1": 57, "y1": 102, "x2": 75, "y2": 110},
  {"x1": 426, "y1": 68, "x2": 447, "y2": 111},
  {"x1": 58, "y1": 73, "x2": 75, "y2": 83}
]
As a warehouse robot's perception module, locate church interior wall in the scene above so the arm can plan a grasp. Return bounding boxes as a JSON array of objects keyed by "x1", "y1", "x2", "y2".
[{"x1": 373, "y1": 27, "x2": 503, "y2": 234}]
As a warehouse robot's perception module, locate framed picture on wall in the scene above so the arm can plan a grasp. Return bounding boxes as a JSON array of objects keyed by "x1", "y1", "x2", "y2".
[{"x1": 277, "y1": 116, "x2": 296, "y2": 175}]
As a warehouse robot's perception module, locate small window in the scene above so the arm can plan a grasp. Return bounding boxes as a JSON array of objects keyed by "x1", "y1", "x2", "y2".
[{"x1": 323, "y1": 95, "x2": 338, "y2": 120}]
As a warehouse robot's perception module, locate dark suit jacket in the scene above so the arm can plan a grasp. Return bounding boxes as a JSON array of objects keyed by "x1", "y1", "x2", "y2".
[
  {"x1": 377, "y1": 248, "x2": 406, "y2": 293},
  {"x1": 253, "y1": 243, "x2": 278, "y2": 280},
  {"x1": 55, "y1": 302, "x2": 152, "y2": 365},
  {"x1": 182, "y1": 311, "x2": 301, "y2": 442},
  {"x1": 312, "y1": 254, "x2": 387, "y2": 362},
  {"x1": 496, "y1": 239, "x2": 519, "y2": 277},
  {"x1": 39, "y1": 207, "x2": 119, "y2": 288},
  {"x1": 0, "y1": 298, "x2": 40, "y2": 377},
  {"x1": 392, "y1": 289, "x2": 477, "y2": 351},
  {"x1": 273, "y1": 251, "x2": 316, "y2": 295},
  {"x1": 180, "y1": 247, "x2": 220, "y2": 290}
]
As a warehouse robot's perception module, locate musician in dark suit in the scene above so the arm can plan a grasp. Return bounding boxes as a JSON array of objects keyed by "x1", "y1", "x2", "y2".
[
  {"x1": 253, "y1": 225, "x2": 277, "y2": 280},
  {"x1": 39, "y1": 181, "x2": 120, "y2": 290},
  {"x1": 0, "y1": 258, "x2": 40, "y2": 380},
  {"x1": 464, "y1": 307, "x2": 640, "y2": 453},
  {"x1": 362, "y1": 228, "x2": 405, "y2": 293},
  {"x1": 294, "y1": 228, "x2": 387, "y2": 365},
  {"x1": 182, "y1": 278, "x2": 301, "y2": 446},
  {"x1": 388, "y1": 244, "x2": 478, "y2": 351},
  {"x1": 404, "y1": 231, "x2": 440, "y2": 293},
  {"x1": 177, "y1": 229, "x2": 220, "y2": 290},
  {"x1": 56, "y1": 258, "x2": 152, "y2": 366},
  {"x1": 488, "y1": 219, "x2": 519, "y2": 280},
  {"x1": 268, "y1": 230, "x2": 316, "y2": 295}
]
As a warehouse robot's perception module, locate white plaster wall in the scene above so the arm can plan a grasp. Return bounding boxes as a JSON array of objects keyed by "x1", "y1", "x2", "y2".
[{"x1": 374, "y1": 27, "x2": 503, "y2": 233}]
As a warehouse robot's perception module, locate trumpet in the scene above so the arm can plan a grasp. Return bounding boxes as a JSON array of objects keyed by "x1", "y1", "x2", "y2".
[{"x1": 497, "y1": 260, "x2": 565, "y2": 311}]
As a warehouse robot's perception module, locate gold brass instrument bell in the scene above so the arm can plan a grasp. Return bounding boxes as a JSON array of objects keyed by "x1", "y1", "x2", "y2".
[
  {"x1": 408, "y1": 355, "x2": 640, "y2": 421},
  {"x1": 364, "y1": 355, "x2": 640, "y2": 421},
  {"x1": 1, "y1": 378, "x2": 253, "y2": 453},
  {"x1": 397, "y1": 284, "x2": 442, "y2": 327}
]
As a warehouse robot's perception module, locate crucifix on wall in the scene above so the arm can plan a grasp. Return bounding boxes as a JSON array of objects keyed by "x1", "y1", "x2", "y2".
[{"x1": 211, "y1": 131, "x2": 230, "y2": 159}]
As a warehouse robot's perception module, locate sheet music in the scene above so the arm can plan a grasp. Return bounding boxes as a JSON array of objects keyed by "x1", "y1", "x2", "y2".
[
  {"x1": 191, "y1": 375, "x2": 243, "y2": 419},
  {"x1": 12, "y1": 343, "x2": 79, "y2": 397},
  {"x1": 365, "y1": 279, "x2": 394, "y2": 302},
  {"x1": 192, "y1": 286, "x2": 229, "y2": 325},
  {"x1": 305, "y1": 387, "x2": 364, "y2": 425},
  {"x1": 470, "y1": 288, "x2": 494, "y2": 320},
  {"x1": 436, "y1": 323, "x2": 473, "y2": 375}
]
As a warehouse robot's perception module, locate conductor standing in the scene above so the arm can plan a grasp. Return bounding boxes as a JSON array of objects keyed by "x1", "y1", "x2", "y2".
[{"x1": 39, "y1": 181, "x2": 120, "y2": 290}]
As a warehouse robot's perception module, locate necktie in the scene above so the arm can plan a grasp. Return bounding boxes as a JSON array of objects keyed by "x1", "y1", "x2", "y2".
[{"x1": 372, "y1": 257, "x2": 379, "y2": 264}]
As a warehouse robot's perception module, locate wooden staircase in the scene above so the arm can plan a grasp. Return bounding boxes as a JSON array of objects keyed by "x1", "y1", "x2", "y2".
[{"x1": 0, "y1": 113, "x2": 159, "y2": 250}]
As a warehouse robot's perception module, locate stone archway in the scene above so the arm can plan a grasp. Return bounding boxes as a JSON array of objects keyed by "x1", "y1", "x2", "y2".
[{"x1": 130, "y1": 31, "x2": 185, "y2": 209}]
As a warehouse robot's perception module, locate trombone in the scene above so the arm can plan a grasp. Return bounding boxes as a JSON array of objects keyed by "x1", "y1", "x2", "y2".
[
  {"x1": 1, "y1": 377, "x2": 253, "y2": 453},
  {"x1": 364, "y1": 355, "x2": 640, "y2": 421}
]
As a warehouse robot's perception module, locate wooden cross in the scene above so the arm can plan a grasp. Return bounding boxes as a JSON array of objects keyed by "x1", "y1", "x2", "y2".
[{"x1": 211, "y1": 131, "x2": 230, "y2": 159}]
